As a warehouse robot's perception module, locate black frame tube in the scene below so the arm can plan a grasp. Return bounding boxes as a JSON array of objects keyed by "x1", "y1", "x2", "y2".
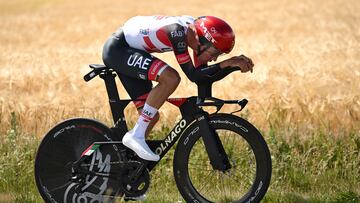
[{"x1": 92, "y1": 68, "x2": 236, "y2": 172}]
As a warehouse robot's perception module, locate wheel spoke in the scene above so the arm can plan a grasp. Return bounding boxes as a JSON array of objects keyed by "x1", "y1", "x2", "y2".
[
  {"x1": 48, "y1": 182, "x2": 72, "y2": 193},
  {"x1": 222, "y1": 131, "x2": 230, "y2": 147},
  {"x1": 223, "y1": 172, "x2": 245, "y2": 186},
  {"x1": 188, "y1": 167, "x2": 213, "y2": 172},
  {"x1": 196, "y1": 171, "x2": 216, "y2": 194},
  {"x1": 220, "y1": 173, "x2": 228, "y2": 202}
]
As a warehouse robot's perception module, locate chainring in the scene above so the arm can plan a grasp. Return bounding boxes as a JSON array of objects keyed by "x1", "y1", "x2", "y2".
[{"x1": 119, "y1": 161, "x2": 150, "y2": 197}]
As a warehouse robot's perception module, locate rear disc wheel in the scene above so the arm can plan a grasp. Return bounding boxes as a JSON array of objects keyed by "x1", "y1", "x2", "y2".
[{"x1": 35, "y1": 118, "x2": 123, "y2": 203}]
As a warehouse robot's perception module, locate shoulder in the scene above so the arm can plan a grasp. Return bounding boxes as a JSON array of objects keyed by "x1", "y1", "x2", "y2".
[{"x1": 160, "y1": 24, "x2": 186, "y2": 40}]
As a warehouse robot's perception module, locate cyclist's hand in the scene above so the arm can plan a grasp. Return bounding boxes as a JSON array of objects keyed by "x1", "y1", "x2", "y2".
[{"x1": 224, "y1": 55, "x2": 254, "y2": 73}]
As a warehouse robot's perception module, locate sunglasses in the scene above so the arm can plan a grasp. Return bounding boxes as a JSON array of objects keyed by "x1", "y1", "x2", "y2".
[{"x1": 197, "y1": 36, "x2": 223, "y2": 57}]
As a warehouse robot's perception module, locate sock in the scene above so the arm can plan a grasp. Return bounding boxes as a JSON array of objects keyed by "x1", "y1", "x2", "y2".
[{"x1": 131, "y1": 103, "x2": 158, "y2": 139}]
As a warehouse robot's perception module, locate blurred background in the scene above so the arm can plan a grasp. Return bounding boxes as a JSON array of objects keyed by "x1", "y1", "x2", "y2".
[
  {"x1": 0, "y1": 0, "x2": 359, "y2": 202},
  {"x1": 1, "y1": 0, "x2": 359, "y2": 136}
]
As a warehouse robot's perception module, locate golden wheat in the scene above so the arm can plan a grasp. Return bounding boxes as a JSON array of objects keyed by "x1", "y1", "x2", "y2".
[{"x1": 1, "y1": 0, "x2": 359, "y2": 137}]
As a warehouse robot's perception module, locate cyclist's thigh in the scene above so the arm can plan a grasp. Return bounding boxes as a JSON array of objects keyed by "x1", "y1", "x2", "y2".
[
  {"x1": 102, "y1": 32, "x2": 172, "y2": 108},
  {"x1": 118, "y1": 74, "x2": 152, "y2": 108},
  {"x1": 102, "y1": 34, "x2": 169, "y2": 81}
]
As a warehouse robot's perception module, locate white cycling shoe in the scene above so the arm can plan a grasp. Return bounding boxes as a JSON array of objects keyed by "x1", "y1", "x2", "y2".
[{"x1": 122, "y1": 132, "x2": 160, "y2": 161}]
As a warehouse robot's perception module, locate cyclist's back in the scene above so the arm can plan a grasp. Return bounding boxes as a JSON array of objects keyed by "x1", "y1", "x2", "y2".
[{"x1": 122, "y1": 15, "x2": 195, "y2": 53}]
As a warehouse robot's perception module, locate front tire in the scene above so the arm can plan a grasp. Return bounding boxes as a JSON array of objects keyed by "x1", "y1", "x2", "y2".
[{"x1": 173, "y1": 114, "x2": 271, "y2": 203}]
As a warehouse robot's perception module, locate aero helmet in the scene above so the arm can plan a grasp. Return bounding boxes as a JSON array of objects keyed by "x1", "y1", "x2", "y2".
[{"x1": 194, "y1": 16, "x2": 235, "y2": 54}]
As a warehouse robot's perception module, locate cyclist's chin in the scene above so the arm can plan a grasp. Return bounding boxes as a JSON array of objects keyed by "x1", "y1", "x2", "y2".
[{"x1": 198, "y1": 56, "x2": 212, "y2": 64}]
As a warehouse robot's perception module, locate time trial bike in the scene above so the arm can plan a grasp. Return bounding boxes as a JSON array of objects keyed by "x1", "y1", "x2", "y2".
[{"x1": 34, "y1": 64, "x2": 272, "y2": 203}]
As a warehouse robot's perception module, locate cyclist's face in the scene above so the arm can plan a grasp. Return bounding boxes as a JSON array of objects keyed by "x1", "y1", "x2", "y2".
[{"x1": 197, "y1": 45, "x2": 222, "y2": 64}]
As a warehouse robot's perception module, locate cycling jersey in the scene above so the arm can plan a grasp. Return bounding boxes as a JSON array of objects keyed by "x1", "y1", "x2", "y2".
[
  {"x1": 122, "y1": 15, "x2": 221, "y2": 80},
  {"x1": 102, "y1": 15, "x2": 222, "y2": 108},
  {"x1": 122, "y1": 15, "x2": 194, "y2": 54}
]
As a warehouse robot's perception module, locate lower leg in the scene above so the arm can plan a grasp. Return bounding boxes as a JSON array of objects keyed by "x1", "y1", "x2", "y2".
[
  {"x1": 137, "y1": 109, "x2": 159, "y2": 139},
  {"x1": 122, "y1": 68, "x2": 180, "y2": 161},
  {"x1": 144, "y1": 78, "x2": 177, "y2": 109},
  {"x1": 131, "y1": 68, "x2": 180, "y2": 138}
]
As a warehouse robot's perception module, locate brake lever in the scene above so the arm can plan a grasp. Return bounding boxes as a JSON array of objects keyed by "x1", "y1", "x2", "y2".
[
  {"x1": 197, "y1": 97, "x2": 225, "y2": 114},
  {"x1": 230, "y1": 99, "x2": 248, "y2": 114}
]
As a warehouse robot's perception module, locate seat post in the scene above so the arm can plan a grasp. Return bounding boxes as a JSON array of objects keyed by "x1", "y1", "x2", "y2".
[{"x1": 99, "y1": 70, "x2": 124, "y2": 125}]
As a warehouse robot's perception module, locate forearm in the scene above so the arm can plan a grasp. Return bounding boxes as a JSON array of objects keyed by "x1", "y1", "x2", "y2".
[
  {"x1": 181, "y1": 63, "x2": 222, "y2": 83},
  {"x1": 219, "y1": 59, "x2": 231, "y2": 69}
]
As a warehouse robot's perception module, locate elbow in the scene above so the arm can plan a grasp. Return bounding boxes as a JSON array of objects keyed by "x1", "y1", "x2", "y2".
[{"x1": 183, "y1": 69, "x2": 207, "y2": 83}]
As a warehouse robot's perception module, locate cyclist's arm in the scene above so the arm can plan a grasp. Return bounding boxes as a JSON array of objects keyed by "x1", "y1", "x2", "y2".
[{"x1": 164, "y1": 24, "x2": 222, "y2": 82}]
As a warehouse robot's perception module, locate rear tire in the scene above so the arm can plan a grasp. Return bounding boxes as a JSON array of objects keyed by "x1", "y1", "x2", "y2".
[
  {"x1": 173, "y1": 114, "x2": 271, "y2": 203},
  {"x1": 35, "y1": 118, "x2": 123, "y2": 203}
]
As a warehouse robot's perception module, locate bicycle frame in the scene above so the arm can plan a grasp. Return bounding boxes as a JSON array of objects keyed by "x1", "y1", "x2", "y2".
[
  {"x1": 78, "y1": 66, "x2": 247, "y2": 175},
  {"x1": 73, "y1": 64, "x2": 247, "y2": 177}
]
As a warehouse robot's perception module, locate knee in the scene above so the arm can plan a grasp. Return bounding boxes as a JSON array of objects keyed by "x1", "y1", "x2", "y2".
[
  {"x1": 169, "y1": 71, "x2": 181, "y2": 89},
  {"x1": 159, "y1": 68, "x2": 181, "y2": 90}
]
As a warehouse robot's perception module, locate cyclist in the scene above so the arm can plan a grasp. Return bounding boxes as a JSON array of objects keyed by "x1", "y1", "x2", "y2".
[{"x1": 102, "y1": 15, "x2": 254, "y2": 162}]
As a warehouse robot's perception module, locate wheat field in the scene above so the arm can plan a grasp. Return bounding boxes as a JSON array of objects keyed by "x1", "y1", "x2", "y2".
[
  {"x1": 1, "y1": 0, "x2": 360, "y2": 202},
  {"x1": 1, "y1": 0, "x2": 359, "y2": 137}
]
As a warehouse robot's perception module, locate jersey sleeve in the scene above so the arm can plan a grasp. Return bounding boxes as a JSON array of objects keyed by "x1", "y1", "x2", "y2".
[{"x1": 164, "y1": 23, "x2": 222, "y2": 82}]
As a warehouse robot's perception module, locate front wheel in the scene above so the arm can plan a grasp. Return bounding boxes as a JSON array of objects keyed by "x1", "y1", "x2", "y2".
[{"x1": 173, "y1": 114, "x2": 272, "y2": 203}]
